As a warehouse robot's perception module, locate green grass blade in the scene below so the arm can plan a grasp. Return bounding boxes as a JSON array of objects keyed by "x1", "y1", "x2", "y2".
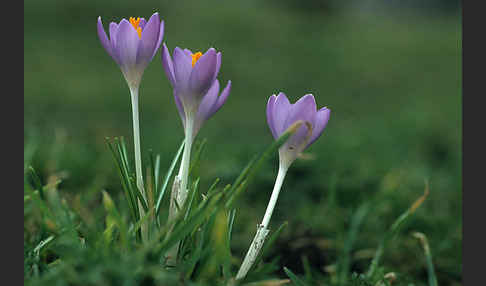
[
  {"x1": 119, "y1": 136, "x2": 132, "y2": 173},
  {"x1": 184, "y1": 178, "x2": 200, "y2": 221},
  {"x1": 130, "y1": 177, "x2": 148, "y2": 212},
  {"x1": 153, "y1": 192, "x2": 223, "y2": 256},
  {"x1": 206, "y1": 178, "x2": 221, "y2": 197},
  {"x1": 105, "y1": 138, "x2": 139, "y2": 221},
  {"x1": 33, "y1": 235, "x2": 55, "y2": 256},
  {"x1": 413, "y1": 232, "x2": 438, "y2": 286},
  {"x1": 283, "y1": 266, "x2": 307, "y2": 286},
  {"x1": 227, "y1": 209, "x2": 236, "y2": 243},
  {"x1": 337, "y1": 203, "x2": 370, "y2": 285},
  {"x1": 155, "y1": 140, "x2": 185, "y2": 216},
  {"x1": 28, "y1": 166, "x2": 44, "y2": 199},
  {"x1": 189, "y1": 138, "x2": 207, "y2": 175},
  {"x1": 366, "y1": 183, "x2": 429, "y2": 279},
  {"x1": 154, "y1": 154, "x2": 161, "y2": 197}
]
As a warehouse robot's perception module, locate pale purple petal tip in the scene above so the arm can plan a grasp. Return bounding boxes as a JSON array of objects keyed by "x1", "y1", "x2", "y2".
[
  {"x1": 266, "y1": 94, "x2": 278, "y2": 139},
  {"x1": 189, "y1": 48, "x2": 218, "y2": 96},
  {"x1": 152, "y1": 20, "x2": 164, "y2": 59},
  {"x1": 173, "y1": 47, "x2": 193, "y2": 92},
  {"x1": 272, "y1": 93, "x2": 291, "y2": 136},
  {"x1": 109, "y1": 22, "x2": 119, "y2": 48},
  {"x1": 183, "y1": 49, "x2": 193, "y2": 57},
  {"x1": 214, "y1": 52, "x2": 222, "y2": 82},
  {"x1": 116, "y1": 18, "x2": 140, "y2": 69},
  {"x1": 308, "y1": 107, "x2": 331, "y2": 146},
  {"x1": 97, "y1": 17, "x2": 113, "y2": 58},
  {"x1": 212, "y1": 80, "x2": 231, "y2": 114},
  {"x1": 174, "y1": 91, "x2": 186, "y2": 128},
  {"x1": 161, "y1": 43, "x2": 176, "y2": 86},
  {"x1": 136, "y1": 13, "x2": 161, "y2": 66},
  {"x1": 197, "y1": 80, "x2": 220, "y2": 122}
]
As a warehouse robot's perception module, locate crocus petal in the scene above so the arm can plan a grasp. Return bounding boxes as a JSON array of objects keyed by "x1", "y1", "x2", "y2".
[
  {"x1": 183, "y1": 49, "x2": 193, "y2": 57},
  {"x1": 97, "y1": 17, "x2": 113, "y2": 58},
  {"x1": 272, "y1": 93, "x2": 291, "y2": 136},
  {"x1": 151, "y1": 20, "x2": 164, "y2": 59},
  {"x1": 189, "y1": 48, "x2": 218, "y2": 97},
  {"x1": 285, "y1": 94, "x2": 316, "y2": 129},
  {"x1": 211, "y1": 80, "x2": 231, "y2": 114},
  {"x1": 213, "y1": 52, "x2": 222, "y2": 82},
  {"x1": 173, "y1": 47, "x2": 193, "y2": 92},
  {"x1": 197, "y1": 80, "x2": 220, "y2": 122},
  {"x1": 108, "y1": 22, "x2": 121, "y2": 64},
  {"x1": 193, "y1": 80, "x2": 221, "y2": 136},
  {"x1": 136, "y1": 13, "x2": 161, "y2": 66},
  {"x1": 109, "y1": 22, "x2": 118, "y2": 45},
  {"x1": 139, "y1": 18, "x2": 147, "y2": 29},
  {"x1": 116, "y1": 19, "x2": 140, "y2": 69},
  {"x1": 174, "y1": 90, "x2": 186, "y2": 128},
  {"x1": 161, "y1": 43, "x2": 176, "y2": 86},
  {"x1": 284, "y1": 94, "x2": 317, "y2": 148},
  {"x1": 266, "y1": 94, "x2": 278, "y2": 139},
  {"x1": 308, "y1": 107, "x2": 331, "y2": 146}
]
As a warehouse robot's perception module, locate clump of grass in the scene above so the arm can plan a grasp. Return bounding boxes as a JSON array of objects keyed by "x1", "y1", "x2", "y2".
[{"x1": 25, "y1": 130, "x2": 435, "y2": 285}]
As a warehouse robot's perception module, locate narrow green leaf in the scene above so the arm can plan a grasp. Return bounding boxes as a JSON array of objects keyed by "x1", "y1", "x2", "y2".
[
  {"x1": 153, "y1": 192, "x2": 223, "y2": 255},
  {"x1": 154, "y1": 154, "x2": 161, "y2": 196},
  {"x1": 366, "y1": 184, "x2": 429, "y2": 279},
  {"x1": 101, "y1": 190, "x2": 128, "y2": 247},
  {"x1": 184, "y1": 178, "x2": 200, "y2": 221},
  {"x1": 206, "y1": 178, "x2": 221, "y2": 197},
  {"x1": 119, "y1": 136, "x2": 132, "y2": 173},
  {"x1": 155, "y1": 140, "x2": 185, "y2": 216},
  {"x1": 33, "y1": 235, "x2": 55, "y2": 255},
  {"x1": 337, "y1": 203, "x2": 370, "y2": 285},
  {"x1": 189, "y1": 138, "x2": 207, "y2": 175},
  {"x1": 284, "y1": 267, "x2": 307, "y2": 286},
  {"x1": 130, "y1": 177, "x2": 149, "y2": 212},
  {"x1": 227, "y1": 209, "x2": 236, "y2": 243},
  {"x1": 28, "y1": 166, "x2": 44, "y2": 199},
  {"x1": 131, "y1": 208, "x2": 155, "y2": 236},
  {"x1": 105, "y1": 138, "x2": 138, "y2": 221},
  {"x1": 413, "y1": 232, "x2": 438, "y2": 286},
  {"x1": 302, "y1": 255, "x2": 312, "y2": 282}
]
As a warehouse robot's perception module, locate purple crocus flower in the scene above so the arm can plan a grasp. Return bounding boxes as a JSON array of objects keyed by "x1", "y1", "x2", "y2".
[
  {"x1": 161, "y1": 44, "x2": 231, "y2": 236},
  {"x1": 236, "y1": 92, "x2": 331, "y2": 279},
  {"x1": 96, "y1": 13, "x2": 164, "y2": 242},
  {"x1": 97, "y1": 13, "x2": 164, "y2": 88},
  {"x1": 161, "y1": 44, "x2": 231, "y2": 138},
  {"x1": 266, "y1": 92, "x2": 330, "y2": 167}
]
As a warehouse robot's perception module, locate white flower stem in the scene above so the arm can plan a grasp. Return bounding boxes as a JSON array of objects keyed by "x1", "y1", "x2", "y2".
[
  {"x1": 177, "y1": 116, "x2": 194, "y2": 206},
  {"x1": 261, "y1": 163, "x2": 288, "y2": 228},
  {"x1": 129, "y1": 87, "x2": 148, "y2": 243},
  {"x1": 236, "y1": 162, "x2": 289, "y2": 280}
]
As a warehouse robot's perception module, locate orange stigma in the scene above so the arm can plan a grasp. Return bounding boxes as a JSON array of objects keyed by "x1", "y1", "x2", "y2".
[
  {"x1": 191, "y1": 52, "x2": 203, "y2": 67},
  {"x1": 129, "y1": 17, "x2": 142, "y2": 38}
]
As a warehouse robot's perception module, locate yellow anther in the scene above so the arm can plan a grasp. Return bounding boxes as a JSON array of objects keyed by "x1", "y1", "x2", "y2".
[
  {"x1": 129, "y1": 17, "x2": 142, "y2": 38},
  {"x1": 191, "y1": 52, "x2": 203, "y2": 67}
]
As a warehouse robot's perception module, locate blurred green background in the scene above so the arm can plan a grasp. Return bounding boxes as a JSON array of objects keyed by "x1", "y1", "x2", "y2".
[{"x1": 24, "y1": 0, "x2": 461, "y2": 284}]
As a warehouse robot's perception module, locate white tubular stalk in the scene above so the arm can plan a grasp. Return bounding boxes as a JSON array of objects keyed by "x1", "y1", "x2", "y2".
[
  {"x1": 176, "y1": 115, "x2": 194, "y2": 206},
  {"x1": 236, "y1": 163, "x2": 289, "y2": 280},
  {"x1": 166, "y1": 113, "x2": 194, "y2": 266},
  {"x1": 129, "y1": 87, "x2": 148, "y2": 242},
  {"x1": 261, "y1": 163, "x2": 288, "y2": 228}
]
